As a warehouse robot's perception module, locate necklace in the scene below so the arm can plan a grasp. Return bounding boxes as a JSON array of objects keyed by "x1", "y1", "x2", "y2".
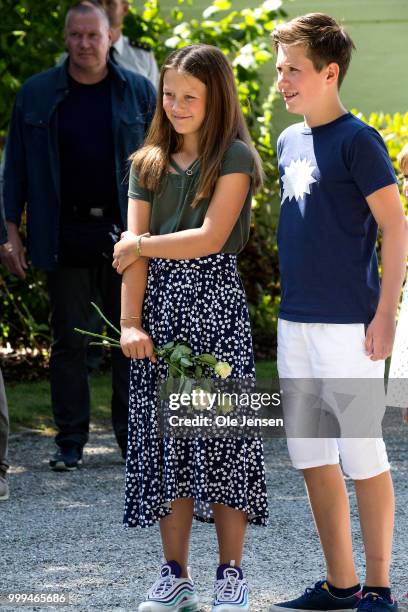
[{"x1": 175, "y1": 151, "x2": 195, "y2": 176}]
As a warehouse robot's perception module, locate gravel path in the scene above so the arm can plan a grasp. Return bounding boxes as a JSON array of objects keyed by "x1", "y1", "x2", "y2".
[{"x1": 1, "y1": 412, "x2": 407, "y2": 612}]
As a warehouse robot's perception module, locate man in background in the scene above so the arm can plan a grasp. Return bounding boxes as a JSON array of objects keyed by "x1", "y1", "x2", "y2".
[
  {"x1": 1, "y1": 2, "x2": 156, "y2": 471},
  {"x1": 103, "y1": 0, "x2": 159, "y2": 86}
]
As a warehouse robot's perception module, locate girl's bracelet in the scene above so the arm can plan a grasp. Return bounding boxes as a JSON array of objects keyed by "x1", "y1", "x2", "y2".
[
  {"x1": 120, "y1": 316, "x2": 142, "y2": 322},
  {"x1": 135, "y1": 235, "x2": 142, "y2": 257}
]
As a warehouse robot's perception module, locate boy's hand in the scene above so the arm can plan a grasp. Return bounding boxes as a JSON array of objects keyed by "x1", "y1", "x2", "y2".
[{"x1": 364, "y1": 312, "x2": 396, "y2": 360}]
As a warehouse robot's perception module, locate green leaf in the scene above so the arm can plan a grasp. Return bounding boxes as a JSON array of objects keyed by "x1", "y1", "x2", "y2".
[
  {"x1": 180, "y1": 357, "x2": 194, "y2": 367},
  {"x1": 197, "y1": 353, "x2": 217, "y2": 366},
  {"x1": 162, "y1": 341, "x2": 175, "y2": 350}
]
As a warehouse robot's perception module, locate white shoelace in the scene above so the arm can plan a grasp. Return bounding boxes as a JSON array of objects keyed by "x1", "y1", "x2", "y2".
[
  {"x1": 148, "y1": 571, "x2": 175, "y2": 598},
  {"x1": 215, "y1": 568, "x2": 242, "y2": 601}
]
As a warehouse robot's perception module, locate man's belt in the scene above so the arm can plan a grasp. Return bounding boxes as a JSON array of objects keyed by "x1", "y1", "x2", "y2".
[{"x1": 71, "y1": 205, "x2": 114, "y2": 221}]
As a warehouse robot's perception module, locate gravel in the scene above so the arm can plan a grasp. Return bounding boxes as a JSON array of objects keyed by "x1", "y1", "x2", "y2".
[{"x1": 1, "y1": 412, "x2": 407, "y2": 612}]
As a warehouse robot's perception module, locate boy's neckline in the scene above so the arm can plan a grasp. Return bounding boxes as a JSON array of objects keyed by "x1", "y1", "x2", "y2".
[{"x1": 302, "y1": 111, "x2": 352, "y2": 134}]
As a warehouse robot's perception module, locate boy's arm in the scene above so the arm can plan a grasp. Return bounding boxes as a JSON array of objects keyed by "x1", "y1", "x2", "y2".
[{"x1": 365, "y1": 183, "x2": 408, "y2": 360}]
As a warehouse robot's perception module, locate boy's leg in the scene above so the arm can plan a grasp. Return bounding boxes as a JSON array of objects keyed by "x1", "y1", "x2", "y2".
[
  {"x1": 339, "y1": 437, "x2": 394, "y2": 588},
  {"x1": 310, "y1": 323, "x2": 393, "y2": 593},
  {"x1": 278, "y1": 319, "x2": 359, "y2": 589},
  {"x1": 303, "y1": 464, "x2": 359, "y2": 587},
  {"x1": 354, "y1": 471, "x2": 394, "y2": 587}
]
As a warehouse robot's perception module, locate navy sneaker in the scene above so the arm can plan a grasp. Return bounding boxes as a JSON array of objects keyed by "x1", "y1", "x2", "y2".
[
  {"x1": 49, "y1": 445, "x2": 83, "y2": 471},
  {"x1": 354, "y1": 594, "x2": 398, "y2": 612},
  {"x1": 270, "y1": 580, "x2": 361, "y2": 612}
]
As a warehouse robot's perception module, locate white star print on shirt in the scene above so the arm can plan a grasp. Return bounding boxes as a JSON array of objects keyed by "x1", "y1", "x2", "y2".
[{"x1": 281, "y1": 158, "x2": 317, "y2": 215}]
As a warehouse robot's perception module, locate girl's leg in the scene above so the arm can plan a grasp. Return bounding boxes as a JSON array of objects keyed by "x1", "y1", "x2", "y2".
[
  {"x1": 213, "y1": 503, "x2": 248, "y2": 566},
  {"x1": 159, "y1": 498, "x2": 194, "y2": 577}
]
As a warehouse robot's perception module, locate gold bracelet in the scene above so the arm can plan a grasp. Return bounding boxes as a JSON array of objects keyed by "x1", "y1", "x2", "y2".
[
  {"x1": 135, "y1": 235, "x2": 142, "y2": 257},
  {"x1": 120, "y1": 316, "x2": 142, "y2": 321}
]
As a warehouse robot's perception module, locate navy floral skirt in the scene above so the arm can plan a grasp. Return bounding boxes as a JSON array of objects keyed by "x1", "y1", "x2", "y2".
[{"x1": 123, "y1": 254, "x2": 269, "y2": 528}]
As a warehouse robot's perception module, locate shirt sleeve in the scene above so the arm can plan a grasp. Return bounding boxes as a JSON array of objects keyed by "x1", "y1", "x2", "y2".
[
  {"x1": 128, "y1": 164, "x2": 152, "y2": 203},
  {"x1": 348, "y1": 126, "x2": 397, "y2": 198},
  {"x1": 219, "y1": 140, "x2": 254, "y2": 177}
]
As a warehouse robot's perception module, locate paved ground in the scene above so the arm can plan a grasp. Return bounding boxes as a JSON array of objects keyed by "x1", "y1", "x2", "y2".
[{"x1": 1, "y1": 412, "x2": 407, "y2": 612}]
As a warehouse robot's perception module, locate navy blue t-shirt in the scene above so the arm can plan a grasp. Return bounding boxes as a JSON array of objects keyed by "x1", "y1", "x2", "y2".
[{"x1": 277, "y1": 112, "x2": 397, "y2": 324}]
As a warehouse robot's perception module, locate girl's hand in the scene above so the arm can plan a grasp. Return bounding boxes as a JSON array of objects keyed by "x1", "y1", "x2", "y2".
[
  {"x1": 120, "y1": 322, "x2": 157, "y2": 362},
  {"x1": 112, "y1": 232, "x2": 150, "y2": 274}
]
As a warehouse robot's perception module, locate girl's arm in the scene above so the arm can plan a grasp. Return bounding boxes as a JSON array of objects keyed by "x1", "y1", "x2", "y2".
[
  {"x1": 113, "y1": 173, "x2": 250, "y2": 273},
  {"x1": 120, "y1": 198, "x2": 156, "y2": 361}
]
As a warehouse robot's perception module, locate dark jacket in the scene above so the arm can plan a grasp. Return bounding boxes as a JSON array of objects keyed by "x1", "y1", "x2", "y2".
[{"x1": 3, "y1": 59, "x2": 156, "y2": 270}]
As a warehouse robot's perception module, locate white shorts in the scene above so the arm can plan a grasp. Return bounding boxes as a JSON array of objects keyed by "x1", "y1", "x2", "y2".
[{"x1": 277, "y1": 319, "x2": 390, "y2": 480}]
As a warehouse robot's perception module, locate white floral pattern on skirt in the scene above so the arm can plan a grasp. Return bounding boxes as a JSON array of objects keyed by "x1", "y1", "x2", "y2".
[{"x1": 123, "y1": 254, "x2": 269, "y2": 528}]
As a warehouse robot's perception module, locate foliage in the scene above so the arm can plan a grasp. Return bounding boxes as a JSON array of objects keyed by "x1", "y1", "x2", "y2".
[
  {"x1": 0, "y1": 0, "x2": 72, "y2": 137},
  {"x1": 0, "y1": 267, "x2": 49, "y2": 349},
  {"x1": 354, "y1": 110, "x2": 408, "y2": 213}
]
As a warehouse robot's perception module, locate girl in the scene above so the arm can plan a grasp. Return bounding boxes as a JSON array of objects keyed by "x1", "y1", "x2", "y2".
[{"x1": 113, "y1": 44, "x2": 268, "y2": 611}]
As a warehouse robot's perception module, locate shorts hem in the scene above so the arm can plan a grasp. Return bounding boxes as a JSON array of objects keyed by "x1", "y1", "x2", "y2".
[
  {"x1": 345, "y1": 463, "x2": 391, "y2": 480},
  {"x1": 291, "y1": 458, "x2": 340, "y2": 470}
]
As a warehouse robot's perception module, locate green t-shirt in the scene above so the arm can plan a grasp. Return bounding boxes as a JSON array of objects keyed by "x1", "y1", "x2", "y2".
[{"x1": 128, "y1": 139, "x2": 255, "y2": 254}]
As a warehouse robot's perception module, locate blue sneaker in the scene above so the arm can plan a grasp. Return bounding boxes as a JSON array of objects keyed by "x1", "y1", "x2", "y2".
[
  {"x1": 138, "y1": 560, "x2": 199, "y2": 612},
  {"x1": 354, "y1": 593, "x2": 398, "y2": 612},
  {"x1": 212, "y1": 561, "x2": 249, "y2": 611},
  {"x1": 270, "y1": 580, "x2": 361, "y2": 612}
]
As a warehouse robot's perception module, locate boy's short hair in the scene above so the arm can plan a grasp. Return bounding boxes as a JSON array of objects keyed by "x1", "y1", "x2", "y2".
[
  {"x1": 397, "y1": 144, "x2": 408, "y2": 174},
  {"x1": 272, "y1": 13, "x2": 355, "y2": 87}
]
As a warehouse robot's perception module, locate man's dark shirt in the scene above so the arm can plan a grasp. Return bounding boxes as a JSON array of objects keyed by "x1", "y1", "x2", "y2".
[{"x1": 58, "y1": 73, "x2": 119, "y2": 222}]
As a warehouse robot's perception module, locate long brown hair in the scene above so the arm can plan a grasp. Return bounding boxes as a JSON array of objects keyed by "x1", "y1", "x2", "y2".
[{"x1": 131, "y1": 44, "x2": 263, "y2": 208}]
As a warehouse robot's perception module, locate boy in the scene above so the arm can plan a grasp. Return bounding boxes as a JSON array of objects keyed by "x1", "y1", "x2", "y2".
[
  {"x1": 387, "y1": 144, "x2": 408, "y2": 423},
  {"x1": 271, "y1": 13, "x2": 407, "y2": 612}
]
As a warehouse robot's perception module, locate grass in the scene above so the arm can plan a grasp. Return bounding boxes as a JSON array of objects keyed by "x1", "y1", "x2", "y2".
[{"x1": 6, "y1": 360, "x2": 278, "y2": 432}]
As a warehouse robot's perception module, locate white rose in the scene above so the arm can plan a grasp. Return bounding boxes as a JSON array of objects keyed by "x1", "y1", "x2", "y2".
[{"x1": 214, "y1": 361, "x2": 232, "y2": 379}]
